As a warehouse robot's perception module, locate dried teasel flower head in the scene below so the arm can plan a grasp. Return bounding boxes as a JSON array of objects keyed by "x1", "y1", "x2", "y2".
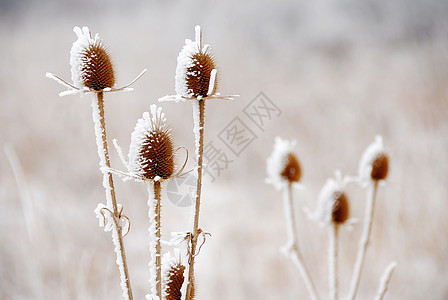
[
  {"x1": 70, "y1": 26, "x2": 115, "y2": 90},
  {"x1": 266, "y1": 137, "x2": 302, "y2": 190},
  {"x1": 128, "y1": 105, "x2": 175, "y2": 181},
  {"x1": 359, "y1": 136, "x2": 389, "y2": 182},
  {"x1": 162, "y1": 251, "x2": 186, "y2": 300},
  {"x1": 315, "y1": 176, "x2": 350, "y2": 226},
  {"x1": 46, "y1": 26, "x2": 146, "y2": 97},
  {"x1": 159, "y1": 26, "x2": 237, "y2": 103},
  {"x1": 175, "y1": 26, "x2": 217, "y2": 99}
]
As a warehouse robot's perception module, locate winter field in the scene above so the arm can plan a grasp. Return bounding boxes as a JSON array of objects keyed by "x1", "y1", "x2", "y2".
[{"x1": 1, "y1": 0, "x2": 448, "y2": 299}]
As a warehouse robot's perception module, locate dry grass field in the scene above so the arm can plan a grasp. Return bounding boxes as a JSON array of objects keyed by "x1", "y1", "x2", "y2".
[{"x1": 1, "y1": 0, "x2": 447, "y2": 299}]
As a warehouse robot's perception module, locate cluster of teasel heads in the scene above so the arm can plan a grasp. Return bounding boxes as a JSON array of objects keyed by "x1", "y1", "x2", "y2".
[
  {"x1": 267, "y1": 136, "x2": 395, "y2": 300},
  {"x1": 47, "y1": 25, "x2": 235, "y2": 300}
]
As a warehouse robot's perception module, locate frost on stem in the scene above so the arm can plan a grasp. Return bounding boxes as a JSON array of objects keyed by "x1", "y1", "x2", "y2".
[{"x1": 266, "y1": 137, "x2": 301, "y2": 190}]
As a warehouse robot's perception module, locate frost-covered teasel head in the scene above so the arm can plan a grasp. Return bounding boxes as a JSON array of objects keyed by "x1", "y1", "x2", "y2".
[
  {"x1": 175, "y1": 26, "x2": 217, "y2": 99},
  {"x1": 315, "y1": 176, "x2": 350, "y2": 226},
  {"x1": 46, "y1": 26, "x2": 146, "y2": 97},
  {"x1": 266, "y1": 137, "x2": 302, "y2": 190},
  {"x1": 128, "y1": 105, "x2": 175, "y2": 181},
  {"x1": 70, "y1": 26, "x2": 115, "y2": 90},
  {"x1": 359, "y1": 136, "x2": 389, "y2": 182},
  {"x1": 161, "y1": 251, "x2": 185, "y2": 300},
  {"x1": 159, "y1": 26, "x2": 236, "y2": 102}
]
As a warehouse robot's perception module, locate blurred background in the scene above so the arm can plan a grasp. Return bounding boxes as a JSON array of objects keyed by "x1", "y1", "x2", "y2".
[{"x1": 1, "y1": 0, "x2": 447, "y2": 299}]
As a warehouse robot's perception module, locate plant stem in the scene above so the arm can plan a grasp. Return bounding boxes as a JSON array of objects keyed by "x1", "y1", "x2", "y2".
[
  {"x1": 147, "y1": 181, "x2": 163, "y2": 299},
  {"x1": 186, "y1": 99, "x2": 205, "y2": 300},
  {"x1": 329, "y1": 225, "x2": 339, "y2": 300},
  {"x1": 374, "y1": 262, "x2": 397, "y2": 300},
  {"x1": 92, "y1": 92, "x2": 133, "y2": 300},
  {"x1": 283, "y1": 183, "x2": 320, "y2": 300},
  {"x1": 347, "y1": 181, "x2": 379, "y2": 300}
]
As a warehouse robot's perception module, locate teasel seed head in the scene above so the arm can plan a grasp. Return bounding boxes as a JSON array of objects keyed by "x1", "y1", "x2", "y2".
[
  {"x1": 164, "y1": 263, "x2": 186, "y2": 300},
  {"x1": 128, "y1": 105, "x2": 175, "y2": 181},
  {"x1": 281, "y1": 153, "x2": 302, "y2": 183},
  {"x1": 370, "y1": 153, "x2": 389, "y2": 181},
  {"x1": 267, "y1": 137, "x2": 301, "y2": 190},
  {"x1": 331, "y1": 191, "x2": 350, "y2": 225},
  {"x1": 70, "y1": 26, "x2": 115, "y2": 90},
  {"x1": 316, "y1": 176, "x2": 350, "y2": 226},
  {"x1": 359, "y1": 136, "x2": 389, "y2": 182},
  {"x1": 162, "y1": 251, "x2": 186, "y2": 300},
  {"x1": 175, "y1": 26, "x2": 218, "y2": 99}
]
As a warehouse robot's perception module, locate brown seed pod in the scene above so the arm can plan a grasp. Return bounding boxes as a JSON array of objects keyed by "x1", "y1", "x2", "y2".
[
  {"x1": 280, "y1": 153, "x2": 301, "y2": 183},
  {"x1": 186, "y1": 50, "x2": 217, "y2": 98},
  {"x1": 371, "y1": 153, "x2": 389, "y2": 181},
  {"x1": 80, "y1": 43, "x2": 115, "y2": 90},
  {"x1": 165, "y1": 263, "x2": 186, "y2": 300},
  {"x1": 129, "y1": 106, "x2": 176, "y2": 181},
  {"x1": 138, "y1": 127, "x2": 175, "y2": 181},
  {"x1": 331, "y1": 191, "x2": 349, "y2": 225}
]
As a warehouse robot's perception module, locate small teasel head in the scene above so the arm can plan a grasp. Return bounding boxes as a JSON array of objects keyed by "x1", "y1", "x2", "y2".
[
  {"x1": 175, "y1": 25, "x2": 218, "y2": 99},
  {"x1": 331, "y1": 190, "x2": 350, "y2": 225},
  {"x1": 266, "y1": 137, "x2": 302, "y2": 190},
  {"x1": 316, "y1": 176, "x2": 350, "y2": 226},
  {"x1": 162, "y1": 251, "x2": 186, "y2": 300},
  {"x1": 70, "y1": 26, "x2": 115, "y2": 90},
  {"x1": 128, "y1": 105, "x2": 175, "y2": 181},
  {"x1": 359, "y1": 136, "x2": 389, "y2": 182}
]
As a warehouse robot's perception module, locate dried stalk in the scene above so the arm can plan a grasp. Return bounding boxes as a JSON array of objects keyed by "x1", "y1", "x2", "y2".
[
  {"x1": 185, "y1": 99, "x2": 205, "y2": 300},
  {"x1": 374, "y1": 262, "x2": 397, "y2": 300},
  {"x1": 148, "y1": 181, "x2": 163, "y2": 299},
  {"x1": 284, "y1": 183, "x2": 320, "y2": 300},
  {"x1": 347, "y1": 181, "x2": 379, "y2": 300},
  {"x1": 329, "y1": 225, "x2": 339, "y2": 300},
  {"x1": 92, "y1": 92, "x2": 133, "y2": 300}
]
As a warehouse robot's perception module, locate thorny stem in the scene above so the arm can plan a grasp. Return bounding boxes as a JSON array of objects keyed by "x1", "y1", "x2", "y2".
[
  {"x1": 329, "y1": 225, "x2": 339, "y2": 300},
  {"x1": 186, "y1": 99, "x2": 205, "y2": 300},
  {"x1": 149, "y1": 181, "x2": 163, "y2": 300},
  {"x1": 93, "y1": 92, "x2": 133, "y2": 300},
  {"x1": 284, "y1": 183, "x2": 320, "y2": 300},
  {"x1": 347, "y1": 181, "x2": 379, "y2": 300}
]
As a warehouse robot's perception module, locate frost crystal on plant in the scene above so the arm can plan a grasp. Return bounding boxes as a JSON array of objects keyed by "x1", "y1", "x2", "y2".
[
  {"x1": 128, "y1": 105, "x2": 174, "y2": 181},
  {"x1": 266, "y1": 137, "x2": 301, "y2": 190},
  {"x1": 359, "y1": 136, "x2": 389, "y2": 182}
]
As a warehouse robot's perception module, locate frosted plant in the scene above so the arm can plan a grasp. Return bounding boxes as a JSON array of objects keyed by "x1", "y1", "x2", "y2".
[
  {"x1": 266, "y1": 137, "x2": 302, "y2": 190},
  {"x1": 313, "y1": 173, "x2": 351, "y2": 300},
  {"x1": 45, "y1": 26, "x2": 147, "y2": 300},
  {"x1": 46, "y1": 26, "x2": 146, "y2": 97},
  {"x1": 112, "y1": 105, "x2": 187, "y2": 300},
  {"x1": 161, "y1": 250, "x2": 186, "y2": 300},
  {"x1": 267, "y1": 136, "x2": 395, "y2": 300},
  {"x1": 348, "y1": 136, "x2": 393, "y2": 300},
  {"x1": 266, "y1": 137, "x2": 319, "y2": 300},
  {"x1": 158, "y1": 25, "x2": 237, "y2": 300}
]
